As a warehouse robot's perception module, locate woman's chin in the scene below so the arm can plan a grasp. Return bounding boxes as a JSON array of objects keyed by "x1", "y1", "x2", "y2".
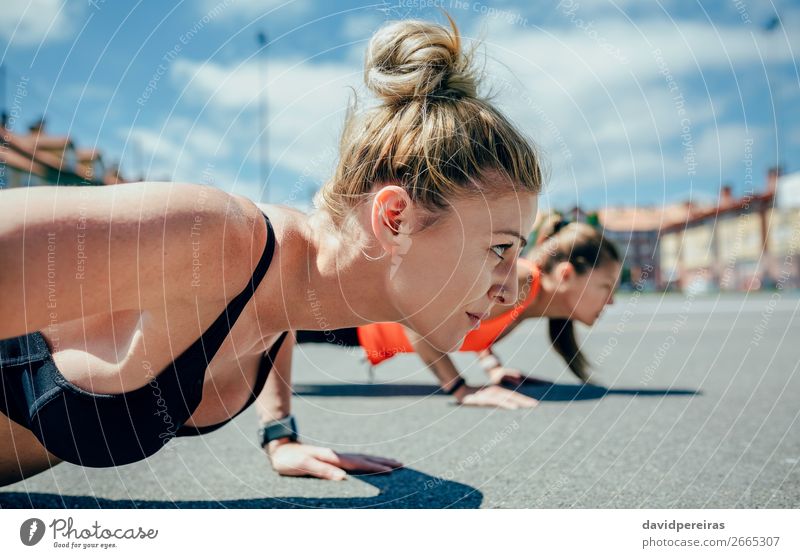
[
  {"x1": 426, "y1": 329, "x2": 468, "y2": 353},
  {"x1": 406, "y1": 315, "x2": 469, "y2": 353}
]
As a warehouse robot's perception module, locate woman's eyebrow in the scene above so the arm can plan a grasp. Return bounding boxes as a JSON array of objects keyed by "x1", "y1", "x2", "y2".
[{"x1": 494, "y1": 230, "x2": 528, "y2": 248}]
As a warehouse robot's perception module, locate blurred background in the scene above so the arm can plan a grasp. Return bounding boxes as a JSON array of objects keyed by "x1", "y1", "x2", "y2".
[{"x1": 1, "y1": 0, "x2": 798, "y2": 293}]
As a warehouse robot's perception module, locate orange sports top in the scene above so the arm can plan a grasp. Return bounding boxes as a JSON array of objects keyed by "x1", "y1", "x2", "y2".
[{"x1": 356, "y1": 260, "x2": 541, "y2": 365}]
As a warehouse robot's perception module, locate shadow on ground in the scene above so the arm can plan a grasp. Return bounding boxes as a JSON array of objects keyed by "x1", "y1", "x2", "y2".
[
  {"x1": 0, "y1": 468, "x2": 482, "y2": 509},
  {"x1": 294, "y1": 379, "x2": 699, "y2": 401}
]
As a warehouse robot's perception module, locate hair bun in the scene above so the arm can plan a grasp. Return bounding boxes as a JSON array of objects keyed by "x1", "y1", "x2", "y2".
[{"x1": 364, "y1": 17, "x2": 477, "y2": 104}]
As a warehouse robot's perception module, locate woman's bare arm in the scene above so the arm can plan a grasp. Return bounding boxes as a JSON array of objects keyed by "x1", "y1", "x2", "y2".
[
  {"x1": 257, "y1": 332, "x2": 402, "y2": 480},
  {"x1": 255, "y1": 332, "x2": 296, "y2": 427},
  {"x1": 0, "y1": 182, "x2": 258, "y2": 340},
  {"x1": 405, "y1": 326, "x2": 537, "y2": 409}
]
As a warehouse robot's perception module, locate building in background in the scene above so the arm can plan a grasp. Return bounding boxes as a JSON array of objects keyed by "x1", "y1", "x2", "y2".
[
  {"x1": 766, "y1": 170, "x2": 800, "y2": 289},
  {"x1": 598, "y1": 202, "x2": 704, "y2": 290},
  {"x1": 564, "y1": 205, "x2": 592, "y2": 224},
  {"x1": 76, "y1": 148, "x2": 106, "y2": 184},
  {"x1": 0, "y1": 117, "x2": 124, "y2": 188},
  {"x1": 562, "y1": 167, "x2": 798, "y2": 293},
  {"x1": 658, "y1": 168, "x2": 799, "y2": 292}
]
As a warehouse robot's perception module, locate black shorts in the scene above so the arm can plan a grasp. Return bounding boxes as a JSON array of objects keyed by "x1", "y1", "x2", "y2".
[
  {"x1": 295, "y1": 327, "x2": 361, "y2": 348},
  {"x1": 0, "y1": 331, "x2": 54, "y2": 429}
]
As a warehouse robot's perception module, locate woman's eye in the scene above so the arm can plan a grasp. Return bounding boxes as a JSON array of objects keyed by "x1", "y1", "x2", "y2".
[{"x1": 491, "y1": 243, "x2": 514, "y2": 260}]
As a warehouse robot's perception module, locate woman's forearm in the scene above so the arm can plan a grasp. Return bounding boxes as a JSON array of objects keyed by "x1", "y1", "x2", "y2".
[
  {"x1": 478, "y1": 347, "x2": 503, "y2": 372},
  {"x1": 255, "y1": 331, "x2": 296, "y2": 424}
]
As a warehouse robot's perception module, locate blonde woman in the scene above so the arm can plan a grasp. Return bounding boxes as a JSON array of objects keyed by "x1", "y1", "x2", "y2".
[
  {"x1": 297, "y1": 217, "x2": 621, "y2": 411},
  {"x1": 0, "y1": 16, "x2": 542, "y2": 485}
]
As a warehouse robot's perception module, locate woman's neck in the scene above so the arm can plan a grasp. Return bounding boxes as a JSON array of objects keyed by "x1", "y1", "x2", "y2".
[
  {"x1": 271, "y1": 207, "x2": 402, "y2": 332},
  {"x1": 524, "y1": 262, "x2": 571, "y2": 319}
]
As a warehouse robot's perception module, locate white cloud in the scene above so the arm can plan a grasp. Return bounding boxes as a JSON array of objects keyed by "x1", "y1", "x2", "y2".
[
  {"x1": 0, "y1": 0, "x2": 86, "y2": 47},
  {"x1": 340, "y1": 11, "x2": 390, "y2": 42},
  {"x1": 155, "y1": 10, "x2": 797, "y2": 209},
  {"x1": 120, "y1": 117, "x2": 232, "y2": 184},
  {"x1": 469, "y1": 14, "x2": 799, "y2": 203},
  {"x1": 693, "y1": 123, "x2": 768, "y2": 184},
  {"x1": 170, "y1": 55, "x2": 361, "y2": 181},
  {"x1": 120, "y1": 112, "x2": 295, "y2": 202}
]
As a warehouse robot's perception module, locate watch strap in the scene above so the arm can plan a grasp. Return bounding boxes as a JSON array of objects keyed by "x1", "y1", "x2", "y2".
[
  {"x1": 441, "y1": 376, "x2": 467, "y2": 396},
  {"x1": 258, "y1": 415, "x2": 298, "y2": 448}
]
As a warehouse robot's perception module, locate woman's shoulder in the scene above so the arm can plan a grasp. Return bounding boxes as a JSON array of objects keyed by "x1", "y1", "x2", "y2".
[{"x1": 247, "y1": 202, "x2": 314, "y2": 271}]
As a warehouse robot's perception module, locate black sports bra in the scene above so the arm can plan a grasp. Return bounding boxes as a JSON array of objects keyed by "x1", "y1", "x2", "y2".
[{"x1": 12, "y1": 210, "x2": 286, "y2": 467}]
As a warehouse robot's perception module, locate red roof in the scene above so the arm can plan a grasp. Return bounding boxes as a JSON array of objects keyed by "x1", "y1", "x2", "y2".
[
  {"x1": 2, "y1": 128, "x2": 70, "y2": 172},
  {"x1": 26, "y1": 133, "x2": 73, "y2": 151},
  {"x1": 1, "y1": 125, "x2": 120, "y2": 185},
  {"x1": 661, "y1": 191, "x2": 774, "y2": 233},
  {"x1": 598, "y1": 202, "x2": 704, "y2": 232},
  {"x1": 0, "y1": 143, "x2": 48, "y2": 177}
]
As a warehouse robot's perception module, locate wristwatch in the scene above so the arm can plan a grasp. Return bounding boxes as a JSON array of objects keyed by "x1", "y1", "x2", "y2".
[
  {"x1": 258, "y1": 415, "x2": 299, "y2": 448},
  {"x1": 441, "y1": 376, "x2": 467, "y2": 396}
]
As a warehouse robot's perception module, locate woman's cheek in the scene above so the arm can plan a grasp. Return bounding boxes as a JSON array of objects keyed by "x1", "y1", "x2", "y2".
[
  {"x1": 571, "y1": 291, "x2": 584, "y2": 317},
  {"x1": 472, "y1": 255, "x2": 495, "y2": 288}
]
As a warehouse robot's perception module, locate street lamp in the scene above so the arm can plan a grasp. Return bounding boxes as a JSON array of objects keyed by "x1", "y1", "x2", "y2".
[
  {"x1": 257, "y1": 31, "x2": 268, "y2": 202},
  {"x1": 763, "y1": 15, "x2": 783, "y2": 170}
]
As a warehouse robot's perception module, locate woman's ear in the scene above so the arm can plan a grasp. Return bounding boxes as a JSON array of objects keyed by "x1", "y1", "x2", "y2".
[
  {"x1": 556, "y1": 261, "x2": 575, "y2": 285},
  {"x1": 370, "y1": 185, "x2": 413, "y2": 255}
]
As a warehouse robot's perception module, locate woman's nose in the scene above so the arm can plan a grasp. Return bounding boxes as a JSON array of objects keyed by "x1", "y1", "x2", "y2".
[
  {"x1": 489, "y1": 262, "x2": 519, "y2": 306},
  {"x1": 488, "y1": 284, "x2": 508, "y2": 304}
]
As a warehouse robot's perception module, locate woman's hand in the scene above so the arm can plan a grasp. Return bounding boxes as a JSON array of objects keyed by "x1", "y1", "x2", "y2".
[
  {"x1": 486, "y1": 366, "x2": 526, "y2": 386},
  {"x1": 267, "y1": 440, "x2": 403, "y2": 481},
  {"x1": 454, "y1": 384, "x2": 538, "y2": 410}
]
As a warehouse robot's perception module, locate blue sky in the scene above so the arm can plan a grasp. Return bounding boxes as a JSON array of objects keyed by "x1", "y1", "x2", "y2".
[{"x1": 2, "y1": 0, "x2": 799, "y2": 213}]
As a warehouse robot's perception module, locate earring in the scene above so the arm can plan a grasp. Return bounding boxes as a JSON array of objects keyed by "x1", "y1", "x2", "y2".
[{"x1": 360, "y1": 246, "x2": 388, "y2": 261}]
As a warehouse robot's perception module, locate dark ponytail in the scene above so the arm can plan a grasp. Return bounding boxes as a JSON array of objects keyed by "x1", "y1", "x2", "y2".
[
  {"x1": 548, "y1": 318, "x2": 590, "y2": 382},
  {"x1": 533, "y1": 214, "x2": 620, "y2": 383}
]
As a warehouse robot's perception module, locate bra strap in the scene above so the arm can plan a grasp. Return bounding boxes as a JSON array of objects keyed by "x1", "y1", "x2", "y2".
[{"x1": 171, "y1": 210, "x2": 276, "y2": 376}]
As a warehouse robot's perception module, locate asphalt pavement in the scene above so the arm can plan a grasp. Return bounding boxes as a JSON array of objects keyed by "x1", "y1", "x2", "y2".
[{"x1": 2, "y1": 292, "x2": 798, "y2": 508}]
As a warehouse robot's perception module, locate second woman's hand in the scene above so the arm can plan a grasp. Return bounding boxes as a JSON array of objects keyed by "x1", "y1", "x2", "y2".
[
  {"x1": 486, "y1": 366, "x2": 525, "y2": 385},
  {"x1": 267, "y1": 439, "x2": 403, "y2": 481},
  {"x1": 453, "y1": 384, "x2": 539, "y2": 410}
]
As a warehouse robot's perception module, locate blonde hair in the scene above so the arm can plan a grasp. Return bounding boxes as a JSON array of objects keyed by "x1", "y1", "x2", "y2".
[{"x1": 317, "y1": 15, "x2": 543, "y2": 226}]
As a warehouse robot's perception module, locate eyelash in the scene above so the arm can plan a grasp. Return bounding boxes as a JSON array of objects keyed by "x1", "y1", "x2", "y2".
[{"x1": 491, "y1": 243, "x2": 514, "y2": 260}]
